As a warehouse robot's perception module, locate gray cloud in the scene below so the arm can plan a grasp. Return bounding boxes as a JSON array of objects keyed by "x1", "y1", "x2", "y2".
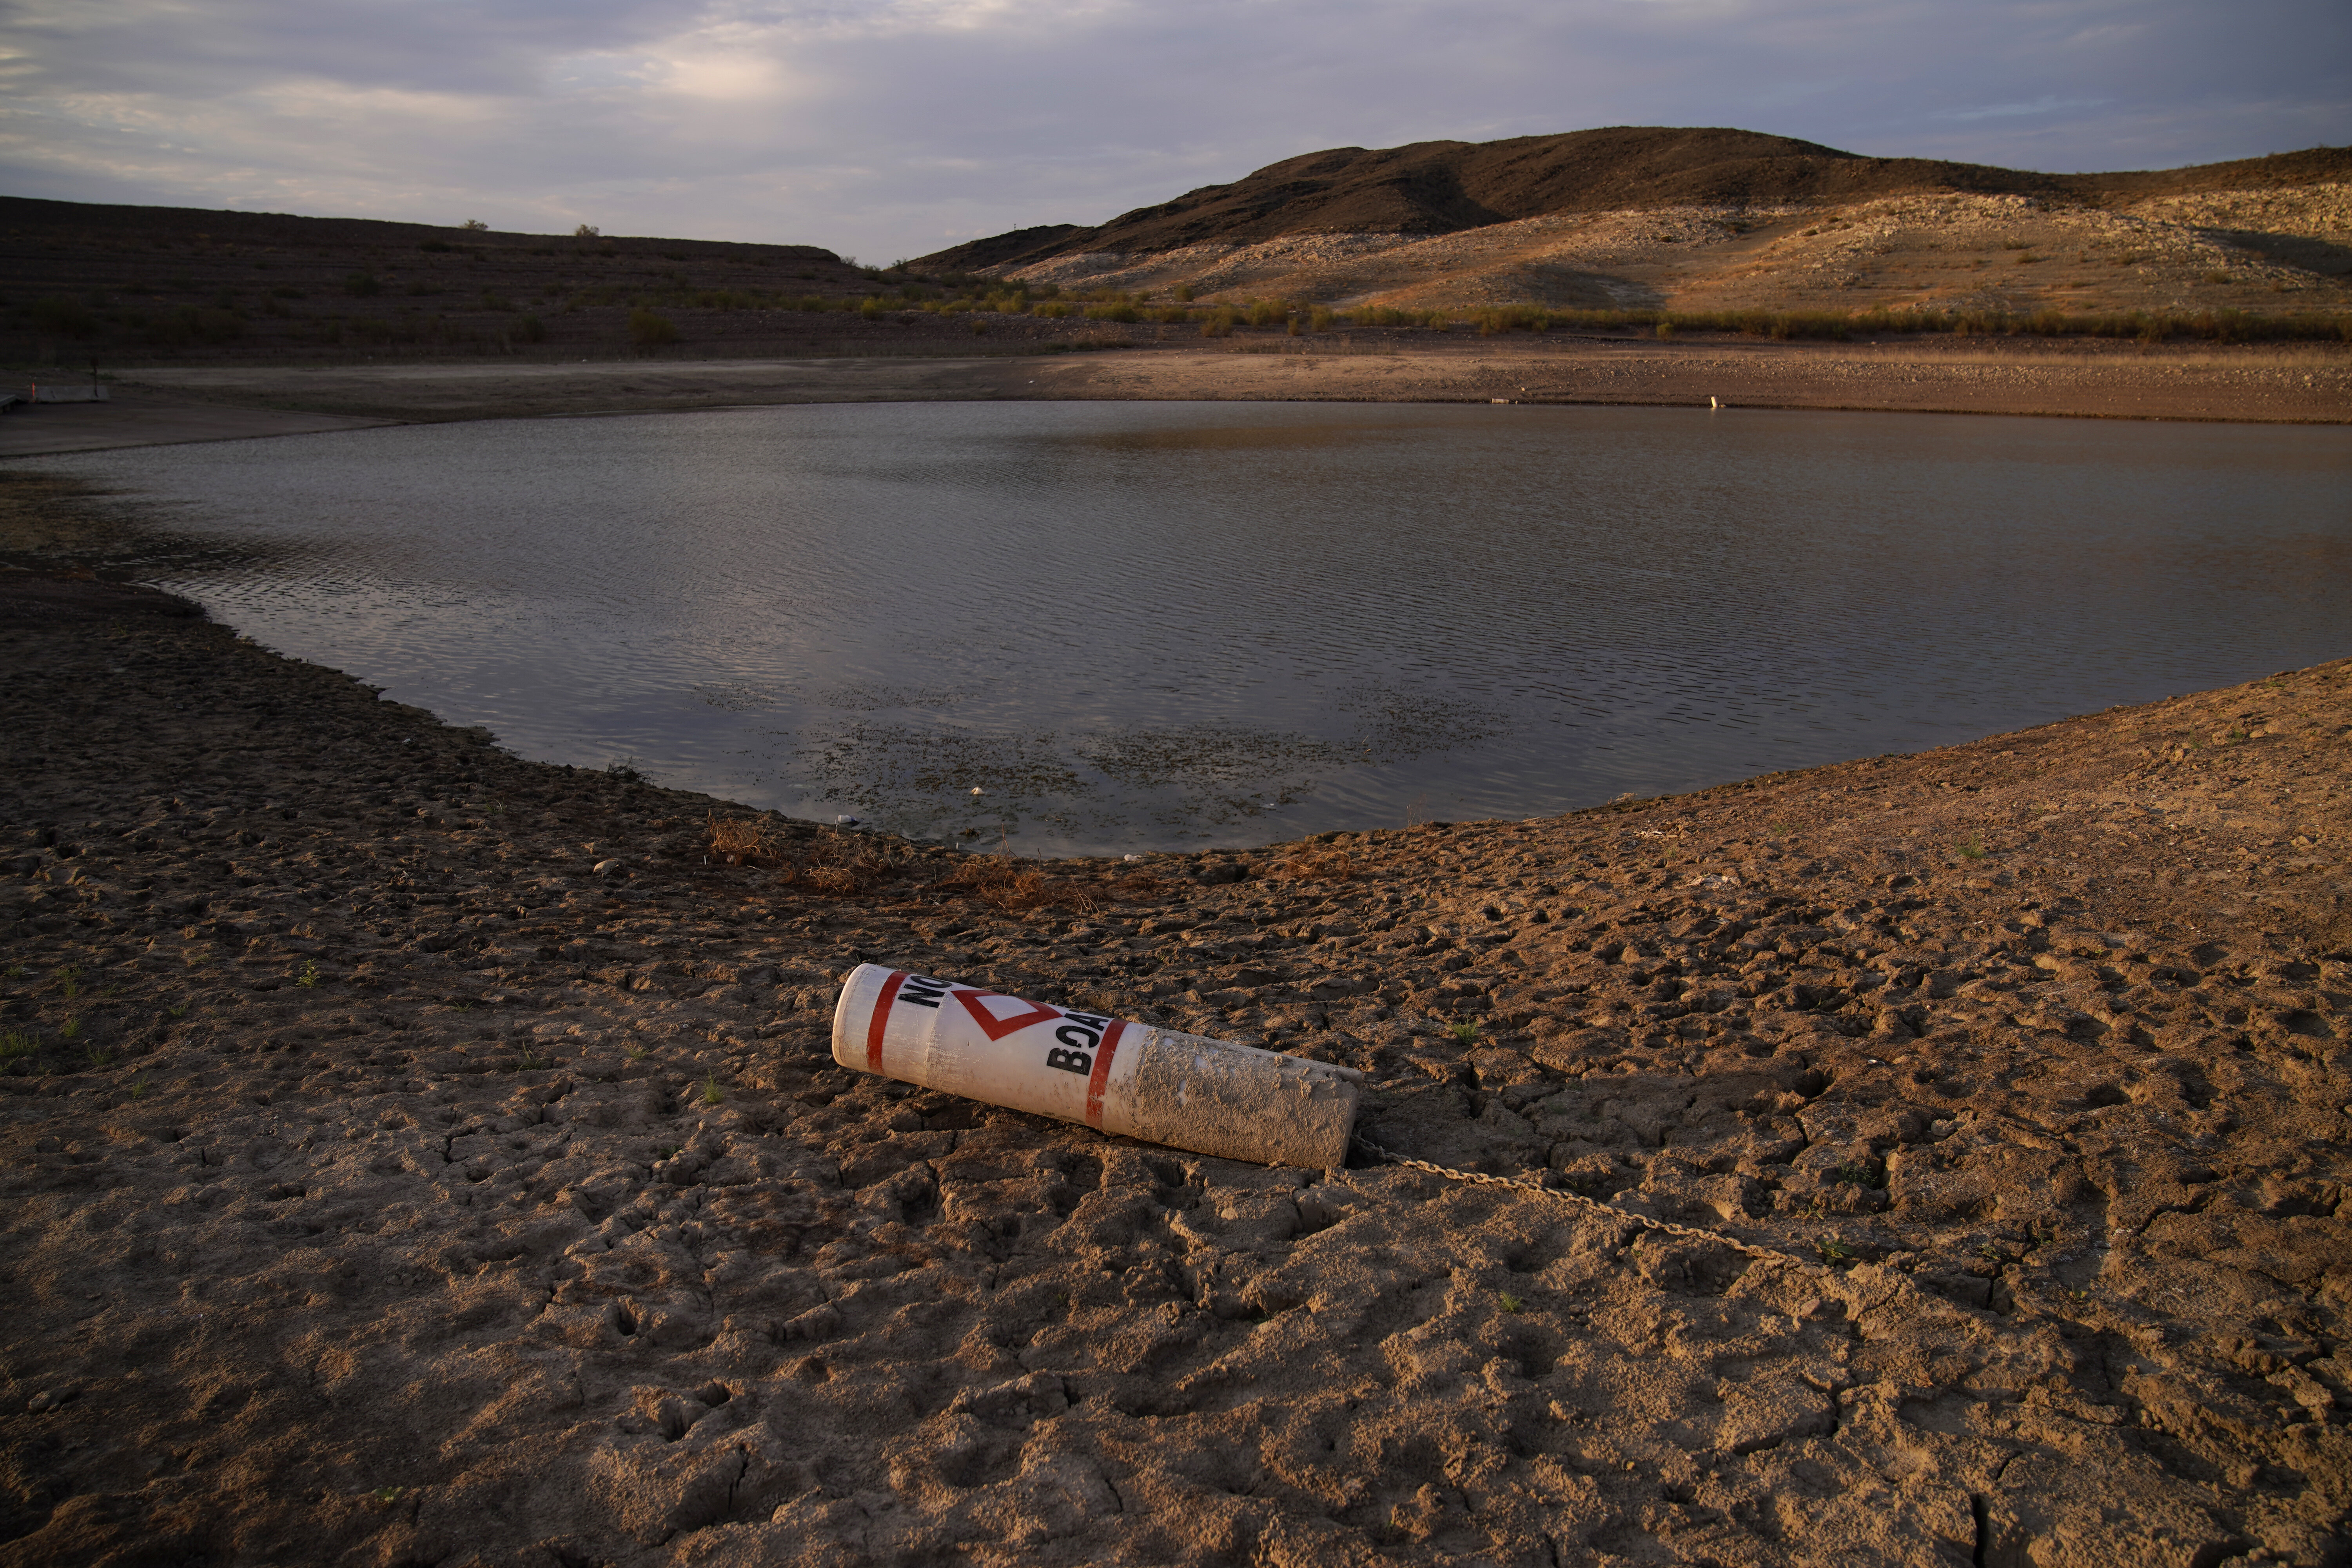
[
  {"x1": 1933, "y1": 98, "x2": 2110, "y2": 123},
  {"x1": 0, "y1": 0, "x2": 2344, "y2": 260}
]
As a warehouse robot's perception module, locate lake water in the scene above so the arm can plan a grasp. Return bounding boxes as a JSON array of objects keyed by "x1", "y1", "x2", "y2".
[{"x1": 38, "y1": 401, "x2": 2352, "y2": 855}]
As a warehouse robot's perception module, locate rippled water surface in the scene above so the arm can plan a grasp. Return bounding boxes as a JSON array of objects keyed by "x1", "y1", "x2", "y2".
[{"x1": 40, "y1": 401, "x2": 2352, "y2": 853}]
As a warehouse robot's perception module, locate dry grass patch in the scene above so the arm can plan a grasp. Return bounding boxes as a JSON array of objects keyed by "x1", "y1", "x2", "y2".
[
  {"x1": 705, "y1": 813, "x2": 790, "y2": 867},
  {"x1": 934, "y1": 857, "x2": 1176, "y2": 914},
  {"x1": 705, "y1": 815, "x2": 1181, "y2": 909},
  {"x1": 704, "y1": 813, "x2": 915, "y2": 897},
  {"x1": 790, "y1": 833, "x2": 913, "y2": 897},
  {"x1": 935, "y1": 854, "x2": 1096, "y2": 915},
  {"x1": 1275, "y1": 848, "x2": 1357, "y2": 882}
]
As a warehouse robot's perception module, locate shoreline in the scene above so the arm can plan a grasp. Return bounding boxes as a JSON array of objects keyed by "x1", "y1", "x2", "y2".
[
  {"x1": 0, "y1": 474, "x2": 2347, "y2": 1563},
  {"x1": 4, "y1": 334, "x2": 2345, "y2": 456}
]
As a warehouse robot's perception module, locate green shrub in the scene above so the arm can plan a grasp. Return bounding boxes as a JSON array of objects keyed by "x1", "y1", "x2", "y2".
[
  {"x1": 1475, "y1": 305, "x2": 1556, "y2": 336},
  {"x1": 515, "y1": 314, "x2": 547, "y2": 343},
  {"x1": 141, "y1": 306, "x2": 244, "y2": 347},
  {"x1": 1083, "y1": 302, "x2": 1138, "y2": 323},
  {"x1": 627, "y1": 309, "x2": 678, "y2": 347},
  {"x1": 345, "y1": 272, "x2": 382, "y2": 297},
  {"x1": 1200, "y1": 308, "x2": 1236, "y2": 338},
  {"x1": 27, "y1": 296, "x2": 97, "y2": 338},
  {"x1": 1246, "y1": 298, "x2": 1290, "y2": 328}
]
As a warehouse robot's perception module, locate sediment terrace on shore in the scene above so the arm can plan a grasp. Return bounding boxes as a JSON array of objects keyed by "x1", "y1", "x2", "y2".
[
  {"x1": 3, "y1": 333, "x2": 2342, "y2": 459},
  {"x1": 0, "y1": 486, "x2": 2347, "y2": 1563}
]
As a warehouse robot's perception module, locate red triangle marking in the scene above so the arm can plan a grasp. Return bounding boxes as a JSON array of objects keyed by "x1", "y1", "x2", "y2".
[{"x1": 951, "y1": 989, "x2": 1064, "y2": 1042}]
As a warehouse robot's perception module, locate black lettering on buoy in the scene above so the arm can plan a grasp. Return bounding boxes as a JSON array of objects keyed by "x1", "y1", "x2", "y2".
[
  {"x1": 1045, "y1": 1047, "x2": 1093, "y2": 1075},
  {"x1": 1054, "y1": 1022, "x2": 1102, "y2": 1053},
  {"x1": 898, "y1": 975, "x2": 949, "y2": 1010}
]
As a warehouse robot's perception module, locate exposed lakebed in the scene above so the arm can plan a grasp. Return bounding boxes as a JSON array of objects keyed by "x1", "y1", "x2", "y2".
[{"x1": 36, "y1": 399, "x2": 2352, "y2": 853}]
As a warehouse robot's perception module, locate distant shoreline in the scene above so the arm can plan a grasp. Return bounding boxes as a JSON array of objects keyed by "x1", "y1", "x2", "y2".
[{"x1": 4, "y1": 334, "x2": 2346, "y2": 456}]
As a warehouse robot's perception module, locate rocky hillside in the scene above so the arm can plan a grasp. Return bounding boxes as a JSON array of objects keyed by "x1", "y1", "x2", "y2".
[
  {"x1": 0, "y1": 197, "x2": 888, "y2": 367},
  {"x1": 913, "y1": 128, "x2": 2352, "y2": 272},
  {"x1": 906, "y1": 131, "x2": 2352, "y2": 321}
]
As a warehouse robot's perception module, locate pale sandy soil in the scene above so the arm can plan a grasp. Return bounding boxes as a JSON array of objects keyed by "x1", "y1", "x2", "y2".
[
  {"x1": 0, "y1": 483, "x2": 2347, "y2": 1566},
  {"x1": 87, "y1": 337, "x2": 2352, "y2": 431}
]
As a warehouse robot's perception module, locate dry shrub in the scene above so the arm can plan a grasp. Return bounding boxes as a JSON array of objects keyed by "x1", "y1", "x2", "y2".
[
  {"x1": 802, "y1": 863, "x2": 870, "y2": 896},
  {"x1": 935, "y1": 854, "x2": 1098, "y2": 915},
  {"x1": 787, "y1": 832, "x2": 906, "y2": 898},
  {"x1": 708, "y1": 813, "x2": 909, "y2": 897},
  {"x1": 1109, "y1": 871, "x2": 1172, "y2": 899},
  {"x1": 705, "y1": 813, "x2": 791, "y2": 868},
  {"x1": 1275, "y1": 849, "x2": 1356, "y2": 882}
]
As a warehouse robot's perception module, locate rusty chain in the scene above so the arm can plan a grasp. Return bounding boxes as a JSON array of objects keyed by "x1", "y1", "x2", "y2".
[{"x1": 1352, "y1": 1134, "x2": 1831, "y2": 1277}]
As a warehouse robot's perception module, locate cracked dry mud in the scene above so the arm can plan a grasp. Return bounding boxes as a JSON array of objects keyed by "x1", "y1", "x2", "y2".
[{"x1": 0, "y1": 567, "x2": 2347, "y2": 1568}]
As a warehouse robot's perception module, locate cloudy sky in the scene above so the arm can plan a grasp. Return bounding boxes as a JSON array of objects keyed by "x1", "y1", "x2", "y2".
[{"x1": 2, "y1": 0, "x2": 2344, "y2": 261}]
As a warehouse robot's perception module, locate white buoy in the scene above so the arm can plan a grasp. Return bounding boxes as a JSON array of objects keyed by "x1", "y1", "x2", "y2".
[{"x1": 831, "y1": 964, "x2": 1362, "y2": 1168}]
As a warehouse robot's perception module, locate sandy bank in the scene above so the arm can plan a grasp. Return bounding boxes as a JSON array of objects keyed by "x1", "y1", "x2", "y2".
[
  {"x1": 60, "y1": 334, "x2": 2352, "y2": 443},
  {"x1": 0, "y1": 383, "x2": 400, "y2": 459},
  {"x1": 0, "y1": 475, "x2": 2347, "y2": 1564}
]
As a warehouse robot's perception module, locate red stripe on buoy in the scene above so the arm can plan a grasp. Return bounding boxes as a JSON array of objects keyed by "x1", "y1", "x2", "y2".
[
  {"x1": 867, "y1": 970, "x2": 908, "y2": 1071},
  {"x1": 1086, "y1": 1019, "x2": 1127, "y2": 1129}
]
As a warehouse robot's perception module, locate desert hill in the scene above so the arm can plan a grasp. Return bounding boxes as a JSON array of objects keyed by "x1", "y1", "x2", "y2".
[
  {"x1": 909, "y1": 128, "x2": 2352, "y2": 321},
  {"x1": 0, "y1": 197, "x2": 964, "y2": 366},
  {"x1": 914, "y1": 127, "x2": 2352, "y2": 272},
  {"x1": 7, "y1": 127, "x2": 2350, "y2": 370},
  {"x1": 0, "y1": 194, "x2": 840, "y2": 267}
]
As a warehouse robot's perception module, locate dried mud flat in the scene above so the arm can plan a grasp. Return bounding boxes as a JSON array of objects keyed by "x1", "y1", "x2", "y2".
[{"x1": 1, "y1": 557, "x2": 2348, "y2": 1566}]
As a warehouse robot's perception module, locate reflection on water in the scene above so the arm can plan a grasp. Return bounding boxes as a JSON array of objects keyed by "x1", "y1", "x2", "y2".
[{"x1": 34, "y1": 402, "x2": 2352, "y2": 855}]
